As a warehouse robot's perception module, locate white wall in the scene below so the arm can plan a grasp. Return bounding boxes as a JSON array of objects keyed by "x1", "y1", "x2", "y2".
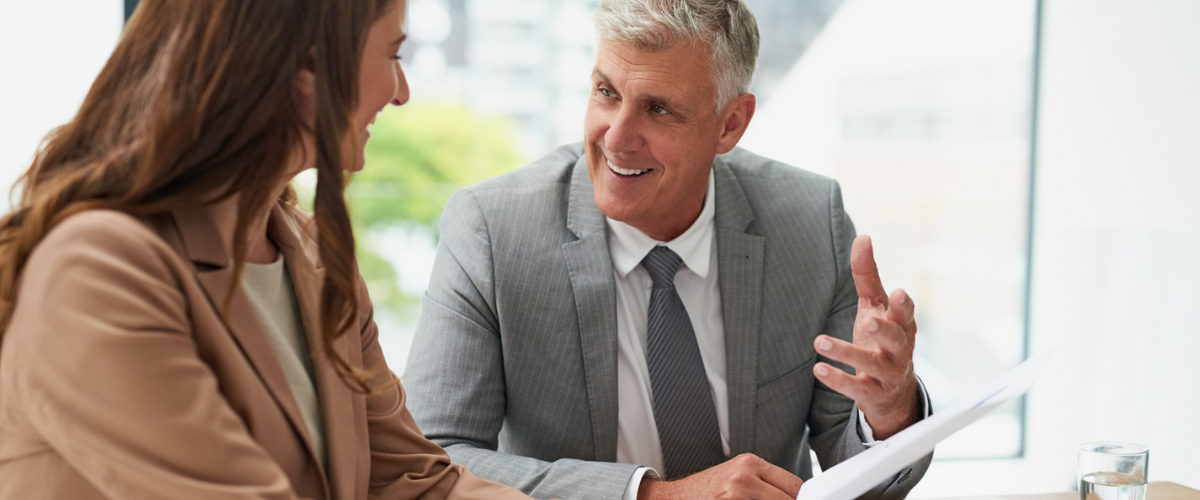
[
  {"x1": 1025, "y1": 0, "x2": 1200, "y2": 488},
  {"x1": 912, "y1": 0, "x2": 1200, "y2": 496},
  {"x1": 0, "y1": 1, "x2": 123, "y2": 199}
]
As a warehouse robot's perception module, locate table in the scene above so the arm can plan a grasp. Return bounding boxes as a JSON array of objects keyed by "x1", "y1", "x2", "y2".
[{"x1": 933, "y1": 482, "x2": 1200, "y2": 500}]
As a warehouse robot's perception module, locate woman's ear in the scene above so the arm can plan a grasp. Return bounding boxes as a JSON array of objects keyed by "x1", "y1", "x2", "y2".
[
  {"x1": 296, "y1": 67, "x2": 316, "y2": 97},
  {"x1": 296, "y1": 48, "x2": 317, "y2": 96},
  {"x1": 295, "y1": 54, "x2": 317, "y2": 127}
]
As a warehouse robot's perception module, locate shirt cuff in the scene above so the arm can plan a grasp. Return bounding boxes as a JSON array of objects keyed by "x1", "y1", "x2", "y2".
[
  {"x1": 622, "y1": 467, "x2": 659, "y2": 500},
  {"x1": 857, "y1": 376, "x2": 931, "y2": 447}
]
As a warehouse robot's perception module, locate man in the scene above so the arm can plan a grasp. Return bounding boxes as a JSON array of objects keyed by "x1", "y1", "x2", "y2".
[{"x1": 404, "y1": 1, "x2": 933, "y2": 499}]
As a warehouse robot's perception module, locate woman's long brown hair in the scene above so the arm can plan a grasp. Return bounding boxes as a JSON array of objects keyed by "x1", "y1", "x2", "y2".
[{"x1": 0, "y1": 0, "x2": 393, "y2": 393}]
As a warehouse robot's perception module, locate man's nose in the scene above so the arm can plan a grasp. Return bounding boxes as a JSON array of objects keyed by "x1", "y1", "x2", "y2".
[{"x1": 605, "y1": 105, "x2": 643, "y2": 153}]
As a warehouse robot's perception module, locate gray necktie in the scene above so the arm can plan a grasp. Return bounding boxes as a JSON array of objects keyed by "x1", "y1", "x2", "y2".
[{"x1": 642, "y1": 246, "x2": 725, "y2": 479}]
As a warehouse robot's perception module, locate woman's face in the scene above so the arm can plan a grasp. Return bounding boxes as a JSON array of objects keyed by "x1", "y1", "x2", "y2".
[{"x1": 351, "y1": 0, "x2": 410, "y2": 171}]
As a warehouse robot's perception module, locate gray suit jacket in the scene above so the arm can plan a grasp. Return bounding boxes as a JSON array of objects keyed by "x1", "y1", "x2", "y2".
[{"x1": 405, "y1": 144, "x2": 932, "y2": 500}]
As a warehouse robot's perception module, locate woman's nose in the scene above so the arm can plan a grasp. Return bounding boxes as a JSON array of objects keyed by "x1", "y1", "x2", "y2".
[{"x1": 392, "y1": 67, "x2": 410, "y2": 106}]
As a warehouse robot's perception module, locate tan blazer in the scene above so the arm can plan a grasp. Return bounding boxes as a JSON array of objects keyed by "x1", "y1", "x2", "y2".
[{"x1": 0, "y1": 203, "x2": 529, "y2": 500}]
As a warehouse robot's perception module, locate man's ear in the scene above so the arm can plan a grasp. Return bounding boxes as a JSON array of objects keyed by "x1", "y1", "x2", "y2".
[{"x1": 715, "y1": 93, "x2": 756, "y2": 155}]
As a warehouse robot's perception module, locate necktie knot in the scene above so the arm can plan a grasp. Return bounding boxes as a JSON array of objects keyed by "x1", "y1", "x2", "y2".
[{"x1": 642, "y1": 246, "x2": 683, "y2": 288}]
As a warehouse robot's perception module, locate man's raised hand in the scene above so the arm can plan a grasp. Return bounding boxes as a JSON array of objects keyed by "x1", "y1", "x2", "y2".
[{"x1": 812, "y1": 235, "x2": 921, "y2": 440}]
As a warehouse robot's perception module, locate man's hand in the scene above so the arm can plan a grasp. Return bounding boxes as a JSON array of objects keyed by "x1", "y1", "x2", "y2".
[
  {"x1": 813, "y1": 235, "x2": 922, "y2": 440},
  {"x1": 637, "y1": 454, "x2": 803, "y2": 500}
]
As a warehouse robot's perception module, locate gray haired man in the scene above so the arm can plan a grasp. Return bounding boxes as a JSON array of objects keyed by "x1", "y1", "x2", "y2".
[{"x1": 404, "y1": 1, "x2": 934, "y2": 499}]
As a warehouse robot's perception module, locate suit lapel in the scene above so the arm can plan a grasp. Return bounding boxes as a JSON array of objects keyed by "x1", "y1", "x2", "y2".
[
  {"x1": 561, "y1": 156, "x2": 620, "y2": 462},
  {"x1": 267, "y1": 206, "x2": 355, "y2": 500},
  {"x1": 712, "y1": 159, "x2": 765, "y2": 457},
  {"x1": 170, "y1": 206, "x2": 332, "y2": 498}
]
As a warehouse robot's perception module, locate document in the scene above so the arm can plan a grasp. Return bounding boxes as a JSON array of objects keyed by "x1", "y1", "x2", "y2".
[{"x1": 796, "y1": 352, "x2": 1052, "y2": 500}]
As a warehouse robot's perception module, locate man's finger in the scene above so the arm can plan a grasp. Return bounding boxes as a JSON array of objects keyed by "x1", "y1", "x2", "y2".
[
  {"x1": 746, "y1": 482, "x2": 801, "y2": 500},
  {"x1": 754, "y1": 459, "x2": 805, "y2": 498},
  {"x1": 851, "y1": 235, "x2": 889, "y2": 308},
  {"x1": 813, "y1": 361, "x2": 876, "y2": 401},
  {"x1": 860, "y1": 319, "x2": 911, "y2": 361},
  {"x1": 815, "y1": 335, "x2": 881, "y2": 375},
  {"x1": 885, "y1": 288, "x2": 917, "y2": 335}
]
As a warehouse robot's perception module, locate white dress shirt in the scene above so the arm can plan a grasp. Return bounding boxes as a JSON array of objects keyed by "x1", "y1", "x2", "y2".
[
  {"x1": 609, "y1": 172, "x2": 727, "y2": 485},
  {"x1": 606, "y1": 171, "x2": 923, "y2": 499}
]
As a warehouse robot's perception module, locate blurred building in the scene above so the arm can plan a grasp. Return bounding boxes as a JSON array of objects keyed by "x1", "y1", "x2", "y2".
[
  {"x1": 404, "y1": 0, "x2": 845, "y2": 159},
  {"x1": 401, "y1": 0, "x2": 597, "y2": 158},
  {"x1": 746, "y1": 0, "x2": 847, "y2": 99}
]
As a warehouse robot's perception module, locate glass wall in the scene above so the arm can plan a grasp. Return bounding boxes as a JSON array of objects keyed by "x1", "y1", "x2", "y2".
[
  {"x1": 0, "y1": 0, "x2": 1036, "y2": 464},
  {"x1": 741, "y1": 0, "x2": 1037, "y2": 459},
  {"x1": 360, "y1": 0, "x2": 1037, "y2": 461}
]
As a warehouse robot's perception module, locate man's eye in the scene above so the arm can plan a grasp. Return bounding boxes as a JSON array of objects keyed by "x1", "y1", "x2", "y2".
[
  {"x1": 599, "y1": 88, "x2": 613, "y2": 98},
  {"x1": 650, "y1": 104, "x2": 669, "y2": 115}
]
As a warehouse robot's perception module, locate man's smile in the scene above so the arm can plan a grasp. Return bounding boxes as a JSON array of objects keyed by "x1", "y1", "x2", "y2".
[{"x1": 608, "y1": 160, "x2": 651, "y2": 177}]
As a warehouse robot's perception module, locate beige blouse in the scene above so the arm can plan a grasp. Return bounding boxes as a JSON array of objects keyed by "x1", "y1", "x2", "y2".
[{"x1": 242, "y1": 256, "x2": 327, "y2": 469}]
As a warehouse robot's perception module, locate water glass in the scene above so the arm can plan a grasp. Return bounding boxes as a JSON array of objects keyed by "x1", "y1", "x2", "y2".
[{"x1": 1078, "y1": 442, "x2": 1149, "y2": 500}]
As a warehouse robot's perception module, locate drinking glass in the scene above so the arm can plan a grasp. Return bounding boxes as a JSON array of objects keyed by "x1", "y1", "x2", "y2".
[{"x1": 1078, "y1": 442, "x2": 1149, "y2": 500}]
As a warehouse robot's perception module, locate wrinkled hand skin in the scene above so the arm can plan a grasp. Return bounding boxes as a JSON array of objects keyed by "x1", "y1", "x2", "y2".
[
  {"x1": 813, "y1": 235, "x2": 922, "y2": 440},
  {"x1": 637, "y1": 454, "x2": 804, "y2": 500}
]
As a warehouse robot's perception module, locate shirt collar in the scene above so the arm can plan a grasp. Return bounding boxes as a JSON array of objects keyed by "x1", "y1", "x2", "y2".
[{"x1": 606, "y1": 169, "x2": 716, "y2": 279}]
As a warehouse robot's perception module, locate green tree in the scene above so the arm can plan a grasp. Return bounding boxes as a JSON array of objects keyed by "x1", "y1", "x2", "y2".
[
  {"x1": 351, "y1": 103, "x2": 526, "y2": 228},
  {"x1": 299, "y1": 103, "x2": 526, "y2": 314}
]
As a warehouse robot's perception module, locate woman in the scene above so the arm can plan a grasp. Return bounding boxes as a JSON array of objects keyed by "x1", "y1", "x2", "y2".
[{"x1": 0, "y1": 1, "x2": 529, "y2": 499}]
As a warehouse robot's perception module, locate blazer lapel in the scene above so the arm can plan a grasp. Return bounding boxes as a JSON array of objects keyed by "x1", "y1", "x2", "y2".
[
  {"x1": 712, "y1": 159, "x2": 765, "y2": 457},
  {"x1": 170, "y1": 207, "x2": 331, "y2": 497},
  {"x1": 267, "y1": 206, "x2": 356, "y2": 500},
  {"x1": 560, "y1": 156, "x2": 621, "y2": 462}
]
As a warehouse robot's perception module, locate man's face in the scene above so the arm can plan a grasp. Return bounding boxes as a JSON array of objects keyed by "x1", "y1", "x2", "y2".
[{"x1": 583, "y1": 39, "x2": 727, "y2": 241}]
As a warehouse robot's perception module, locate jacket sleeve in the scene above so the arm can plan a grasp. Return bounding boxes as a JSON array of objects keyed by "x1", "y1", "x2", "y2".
[
  {"x1": 4, "y1": 213, "x2": 307, "y2": 500},
  {"x1": 403, "y1": 190, "x2": 641, "y2": 500},
  {"x1": 805, "y1": 181, "x2": 933, "y2": 500}
]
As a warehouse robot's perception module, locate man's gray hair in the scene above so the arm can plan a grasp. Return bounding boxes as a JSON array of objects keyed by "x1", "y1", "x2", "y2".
[{"x1": 594, "y1": 0, "x2": 760, "y2": 110}]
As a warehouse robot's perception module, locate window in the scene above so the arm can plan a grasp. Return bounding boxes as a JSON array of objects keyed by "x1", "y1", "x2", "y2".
[
  {"x1": 0, "y1": 0, "x2": 1036, "y2": 464},
  {"x1": 739, "y1": 0, "x2": 1037, "y2": 459},
  {"x1": 370, "y1": 0, "x2": 1038, "y2": 460}
]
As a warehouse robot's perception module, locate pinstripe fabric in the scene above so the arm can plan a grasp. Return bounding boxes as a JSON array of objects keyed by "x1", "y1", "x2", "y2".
[
  {"x1": 404, "y1": 143, "x2": 932, "y2": 500},
  {"x1": 641, "y1": 247, "x2": 725, "y2": 479}
]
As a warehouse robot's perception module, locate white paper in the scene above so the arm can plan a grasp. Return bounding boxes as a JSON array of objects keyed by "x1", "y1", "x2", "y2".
[{"x1": 796, "y1": 352, "x2": 1052, "y2": 500}]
